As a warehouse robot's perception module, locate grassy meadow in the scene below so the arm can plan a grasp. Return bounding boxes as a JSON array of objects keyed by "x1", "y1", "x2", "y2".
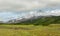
[{"x1": 0, "y1": 24, "x2": 59, "y2": 36}]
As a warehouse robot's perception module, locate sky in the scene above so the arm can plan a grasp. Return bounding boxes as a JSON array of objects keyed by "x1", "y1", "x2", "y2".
[{"x1": 0, "y1": 0, "x2": 60, "y2": 21}]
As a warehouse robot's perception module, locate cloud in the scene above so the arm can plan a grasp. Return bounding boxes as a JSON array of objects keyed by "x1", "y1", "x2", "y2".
[
  {"x1": 0, "y1": 0, "x2": 60, "y2": 11},
  {"x1": 0, "y1": 9, "x2": 60, "y2": 21},
  {"x1": 36, "y1": 9, "x2": 60, "y2": 16},
  {"x1": 0, "y1": 0, "x2": 60, "y2": 21}
]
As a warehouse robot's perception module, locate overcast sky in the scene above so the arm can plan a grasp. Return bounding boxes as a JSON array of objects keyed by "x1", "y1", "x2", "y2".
[
  {"x1": 0, "y1": 0, "x2": 60, "y2": 11},
  {"x1": 0, "y1": 0, "x2": 60, "y2": 21}
]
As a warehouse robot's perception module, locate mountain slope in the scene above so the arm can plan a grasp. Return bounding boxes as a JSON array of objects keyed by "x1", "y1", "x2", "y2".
[{"x1": 7, "y1": 16, "x2": 60, "y2": 26}]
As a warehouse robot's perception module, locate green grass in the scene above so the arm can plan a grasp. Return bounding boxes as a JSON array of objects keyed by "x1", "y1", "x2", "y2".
[{"x1": 0, "y1": 24, "x2": 60, "y2": 36}]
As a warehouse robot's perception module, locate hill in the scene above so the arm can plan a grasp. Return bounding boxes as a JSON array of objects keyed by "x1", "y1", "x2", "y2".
[{"x1": 6, "y1": 16, "x2": 60, "y2": 26}]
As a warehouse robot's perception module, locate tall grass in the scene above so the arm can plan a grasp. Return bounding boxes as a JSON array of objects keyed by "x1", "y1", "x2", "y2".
[{"x1": 0, "y1": 24, "x2": 60, "y2": 36}]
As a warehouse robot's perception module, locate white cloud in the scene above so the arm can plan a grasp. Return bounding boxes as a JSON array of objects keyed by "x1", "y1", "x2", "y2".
[
  {"x1": 0, "y1": 0, "x2": 60, "y2": 11},
  {"x1": 36, "y1": 9, "x2": 60, "y2": 16},
  {"x1": 0, "y1": 9, "x2": 60, "y2": 21}
]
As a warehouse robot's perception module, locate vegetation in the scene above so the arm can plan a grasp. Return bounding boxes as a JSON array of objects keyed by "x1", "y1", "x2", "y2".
[
  {"x1": 0, "y1": 24, "x2": 59, "y2": 36},
  {"x1": 12, "y1": 16, "x2": 60, "y2": 26},
  {"x1": 0, "y1": 16, "x2": 60, "y2": 26},
  {"x1": 0, "y1": 16, "x2": 60, "y2": 36}
]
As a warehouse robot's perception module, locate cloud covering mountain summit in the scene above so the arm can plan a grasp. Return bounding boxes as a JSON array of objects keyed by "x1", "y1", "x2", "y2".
[{"x1": 0, "y1": 9, "x2": 60, "y2": 21}]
